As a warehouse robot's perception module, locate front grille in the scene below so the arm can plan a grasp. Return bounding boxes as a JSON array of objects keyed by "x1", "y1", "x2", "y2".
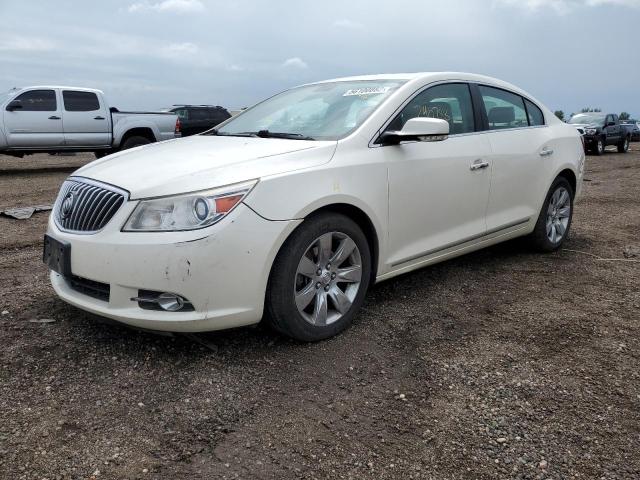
[
  {"x1": 68, "y1": 275, "x2": 110, "y2": 302},
  {"x1": 54, "y1": 178, "x2": 127, "y2": 233}
]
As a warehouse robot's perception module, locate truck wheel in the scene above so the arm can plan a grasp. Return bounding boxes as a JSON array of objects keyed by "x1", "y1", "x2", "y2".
[
  {"x1": 94, "y1": 151, "x2": 110, "y2": 159},
  {"x1": 593, "y1": 138, "x2": 604, "y2": 156},
  {"x1": 617, "y1": 137, "x2": 630, "y2": 153},
  {"x1": 121, "y1": 136, "x2": 152, "y2": 151}
]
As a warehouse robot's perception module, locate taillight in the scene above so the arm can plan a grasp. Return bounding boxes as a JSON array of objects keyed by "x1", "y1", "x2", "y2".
[{"x1": 175, "y1": 118, "x2": 181, "y2": 134}]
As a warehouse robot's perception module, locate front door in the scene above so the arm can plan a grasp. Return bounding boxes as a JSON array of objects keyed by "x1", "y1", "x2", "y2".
[
  {"x1": 382, "y1": 82, "x2": 492, "y2": 267},
  {"x1": 3, "y1": 89, "x2": 64, "y2": 148}
]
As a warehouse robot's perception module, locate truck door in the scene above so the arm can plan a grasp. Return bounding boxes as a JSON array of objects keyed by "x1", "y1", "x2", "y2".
[
  {"x1": 605, "y1": 114, "x2": 620, "y2": 144},
  {"x1": 3, "y1": 89, "x2": 64, "y2": 148},
  {"x1": 62, "y1": 90, "x2": 111, "y2": 146}
]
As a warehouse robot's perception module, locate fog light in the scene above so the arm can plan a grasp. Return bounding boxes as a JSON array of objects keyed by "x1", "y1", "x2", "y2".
[
  {"x1": 157, "y1": 293, "x2": 185, "y2": 311},
  {"x1": 131, "y1": 290, "x2": 194, "y2": 312}
]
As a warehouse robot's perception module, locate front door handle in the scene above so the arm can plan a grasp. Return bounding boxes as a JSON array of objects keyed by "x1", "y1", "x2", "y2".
[
  {"x1": 48, "y1": 116, "x2": 61, "y2": 120},
  {"x1": 94, "y1": 116, "x2": 105, "y2": 120},
  {"x1": 470, "y1": 159, "x2": 489, "y2": 171},
  {"x1": 539, "y1": 147, "x2": 554, "y2": 157}
]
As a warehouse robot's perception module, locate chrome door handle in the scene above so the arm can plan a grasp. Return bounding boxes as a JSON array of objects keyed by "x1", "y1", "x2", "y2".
[
  {"x1": 470, "y1": 159, "x2": 489, "y2": 171},
  {"x1": 539, "y1": 147, "x2": 554, "y2": 157},
  {"x1": 48, "y1": 116, "x2": 61, "y2": 120},
  {"x1": 94, "y1": 116, "x2": 105, "y2": 120}
]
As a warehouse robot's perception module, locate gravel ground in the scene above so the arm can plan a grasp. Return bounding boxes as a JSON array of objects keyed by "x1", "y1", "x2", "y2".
[{"x1": 0, "y1": 147, "x2": 639, "y2": 480}]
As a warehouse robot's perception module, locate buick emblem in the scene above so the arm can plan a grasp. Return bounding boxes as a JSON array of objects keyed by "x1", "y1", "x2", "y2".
[{"x1": 60, "y1": 191, "x2": 76, "y2": 219}]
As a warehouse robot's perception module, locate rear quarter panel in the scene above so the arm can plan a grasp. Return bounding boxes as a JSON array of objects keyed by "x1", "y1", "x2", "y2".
[{"x1": 112, "y1": 113, "x2": 177, "y2": 147}]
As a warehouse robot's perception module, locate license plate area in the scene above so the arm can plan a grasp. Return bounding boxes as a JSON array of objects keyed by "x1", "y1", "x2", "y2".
[{"x1": 43, "y1": 234, "x2": 71, "y2": 277}]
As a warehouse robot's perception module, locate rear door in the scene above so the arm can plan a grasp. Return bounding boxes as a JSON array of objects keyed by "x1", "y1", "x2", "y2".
[
  {"x1": 477, "y1": 85, "x2": 553, "y2": 232},
  {"x1": 62, "y1": 90, "x2": 111, "y2": 146},
  {"x1": 3, "y1": 89, "x2": 64, "y2": 147}
]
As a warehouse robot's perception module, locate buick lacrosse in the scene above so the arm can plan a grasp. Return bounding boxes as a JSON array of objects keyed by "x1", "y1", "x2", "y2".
[{"x1": 45, "y1": 73, "x2": 584, "y2": 341}]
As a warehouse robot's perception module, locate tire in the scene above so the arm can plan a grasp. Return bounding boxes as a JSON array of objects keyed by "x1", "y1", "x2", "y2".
[
  {"x1": 592, "y1": 137, "x2": 605, "y2": 156},
  {"x1": 120, "y1": 135, "x2": 152, "y2": 151},
  {"x1": 94, "y1": 150, "x2": 109, "y2": 159},
  {"x1": 266, "y1": 212, "x2": 372, "y2": 341},
  {"x1": 617, "y1": 136, "x2": 630, "y2": 153},
  {"x1": 529, "y1": 176, "x2": 574, "y2": 252}
]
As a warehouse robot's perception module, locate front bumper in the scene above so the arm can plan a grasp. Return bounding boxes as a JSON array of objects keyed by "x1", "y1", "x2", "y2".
[{"x1": 47, "y1": 202, "x2": 300, "y2": 332}]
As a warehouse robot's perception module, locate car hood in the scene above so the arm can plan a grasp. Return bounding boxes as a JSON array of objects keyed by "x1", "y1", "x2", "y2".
[{"x1": 73, "y1": 135, "x2": 337, "y2": 199}]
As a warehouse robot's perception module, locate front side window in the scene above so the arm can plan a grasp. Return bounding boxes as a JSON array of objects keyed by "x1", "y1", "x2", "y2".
[
  {"x1": 524, "y1": 99, "x2": 545, "y2": 126},
  {"x1": 12, "y1": 90, "x2": 57, "y2": 111},
  {"x1": 386, "y1": 83, "x2": 475, "y2": 135},
  {"x1": 479, "y1": 86, "x2": 528, "y2": 130},
  {"x1": 63, "y1": 91, "x2": 100, "y2": 112},
  {"x1": 216, "y1": 80, "x2": 405, "y2": 141}
]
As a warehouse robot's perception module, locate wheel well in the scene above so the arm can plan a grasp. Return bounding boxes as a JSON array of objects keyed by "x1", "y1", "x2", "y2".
[
  {"x1": 558, "y1": 169, "x2": 577, "y2": 193},
  {"x1": 307, "y1": 204, "x2": 379, "y2": 281},
  {"x1": 120, "y1": 128, "x2": 156, "y2": 145}
]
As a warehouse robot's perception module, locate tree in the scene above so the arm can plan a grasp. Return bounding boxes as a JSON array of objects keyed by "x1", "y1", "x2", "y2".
[
  {"x1": 619, "y1": 112, "x2": 630, "y2": 121},
  {"x1": 581, "y1": 107, "x2": 602, "y2": 113},
  {"x1": 554, "y1": 110, "x2": 565, "y2": 121}
]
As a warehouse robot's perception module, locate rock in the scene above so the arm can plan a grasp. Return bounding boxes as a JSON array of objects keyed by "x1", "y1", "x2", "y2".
[
  {"x1": 539, "y1": 460, "x2": 548, "y2": 470},
  {"x1": 497, "y1": 437, "x2": 507, "y2": 444},
  {"x1": 29, "y1": 318, "x2": 56, "y2": 324},
  {"x1": 1, "y1": 310, "x2": 8, "y2": 315}
]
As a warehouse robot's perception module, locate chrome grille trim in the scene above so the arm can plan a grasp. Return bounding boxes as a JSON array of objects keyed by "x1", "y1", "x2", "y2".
[{"x1": 54, "y1": 178, "x2": 128, "y2": 234}]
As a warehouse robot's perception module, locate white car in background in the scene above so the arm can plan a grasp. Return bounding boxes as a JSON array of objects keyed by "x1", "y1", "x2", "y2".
[
  {"x1": 44, "y1": 72, "x2": 584, "y2": 341},
  {"x1": 0, "y1": 86, "x2": 180, "y2": 158}
]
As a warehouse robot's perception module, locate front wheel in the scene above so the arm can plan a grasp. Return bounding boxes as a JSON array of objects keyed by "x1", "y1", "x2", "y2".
[
  {"x1": 266, "y1": 212, "x2": 371, "y2": 341},
  {"x1": 529, "y1": 177, "x2": 574, "y2": 252},
  {"x1": 618, "y1": 136, "x2": 630, "y2": 153},
  {"x1": 592, "y1": 138, "x2": 605, "y2": 156}
]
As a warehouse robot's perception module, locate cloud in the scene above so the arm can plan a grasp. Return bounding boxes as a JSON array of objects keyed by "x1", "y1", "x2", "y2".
[
  {"x1": 495, "y1": 0, "x2": 640, "y2": 14},
  {"x1": 282, "y1": 57, "x2": 308, "y2": 69},
  {"x1": 332, "y1": 18, "x2": 365, "y2": 30},
  {"x1": 127, "y1": 0, "x2": 205, "y2": 14},
  {"x1": 0, "y1": 35, "x2": 55, "y2": 52}
]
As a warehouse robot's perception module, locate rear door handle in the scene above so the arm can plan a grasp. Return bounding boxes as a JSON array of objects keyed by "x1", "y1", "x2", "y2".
[
  {"x1": 539, "y1": 147, "x2": 554, "y2": 157},
  {"x1": 94, "y1": 116, "x2": 105, "y2": 120},
  {"x1": 48, "y1": 116, "x2": 61, "y2": 120},
  {"x1": 470, "y1": 159, "x2": 489, "y2": 171}
]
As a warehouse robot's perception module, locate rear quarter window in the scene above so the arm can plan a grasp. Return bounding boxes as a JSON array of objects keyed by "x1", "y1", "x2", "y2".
[{"x1": 524, "y1": 99, "x2": 545, "y2": 126}]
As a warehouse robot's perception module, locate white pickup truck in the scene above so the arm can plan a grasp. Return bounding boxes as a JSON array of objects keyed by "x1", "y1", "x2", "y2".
[{"x1": 0, "y1": 86, "x2": 180, "y2": 158}]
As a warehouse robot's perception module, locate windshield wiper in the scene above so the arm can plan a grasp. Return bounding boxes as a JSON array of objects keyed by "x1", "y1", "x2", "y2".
[
  {"x1": 204, "y1": 129, "x2": 315, "y2": 140},
  {"x1": 203, "y1": 129, "x2": 255, "y2": 137}
]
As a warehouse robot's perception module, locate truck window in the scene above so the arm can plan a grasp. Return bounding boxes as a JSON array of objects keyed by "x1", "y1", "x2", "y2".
[
  {"x1": 191, "y1": 108, "x2": 209, "y2": 121},
  {"x1": 63, "y1": 91, "x2": 100, "y2": 112},
  {"x1": 12, "y1": 90, "x2": 57, "y2": 111}
]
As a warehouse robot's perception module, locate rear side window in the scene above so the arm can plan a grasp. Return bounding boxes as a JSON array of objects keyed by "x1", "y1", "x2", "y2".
[
  {"x1": 63, "y1": 91, "x2": 100, "y2": 112},
  {"x1": 525, "y1": 99, "x2": 545, "y2": 126},
  {"x1": 387, "y1": 83, "x2": 475, "y2": 134},
  {"x1": 12, "y1": 90, "x2": 57, "y2": 111},
  {"x1": 190, "y1": 108, "x2": 209, "y2": 120},
  {"x1": 479, "y1": 86, "x2": 528, "y2": 130}
]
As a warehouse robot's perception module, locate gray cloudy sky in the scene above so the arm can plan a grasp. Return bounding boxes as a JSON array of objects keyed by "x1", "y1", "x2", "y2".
[{"x1": 1, "y1": 0, "x2": 639, "y2": 117}]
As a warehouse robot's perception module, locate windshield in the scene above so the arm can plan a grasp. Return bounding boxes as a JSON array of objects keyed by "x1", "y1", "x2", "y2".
[
  {"x1": 569, "y1": 113, "x2": 605, "y2": 126},
  {"x1": 215, "y1": 80, "x2": 406, "y2": 140}
]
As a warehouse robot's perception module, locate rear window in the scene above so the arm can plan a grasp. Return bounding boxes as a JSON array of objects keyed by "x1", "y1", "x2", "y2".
[{"x1": 63, "y1": 91, "x2": 100, "y2": 112}]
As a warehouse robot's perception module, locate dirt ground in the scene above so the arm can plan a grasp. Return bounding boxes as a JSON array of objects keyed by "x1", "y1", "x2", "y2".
[{"x1": 0, "y1": 146, "x2": 639, "y2": 480}]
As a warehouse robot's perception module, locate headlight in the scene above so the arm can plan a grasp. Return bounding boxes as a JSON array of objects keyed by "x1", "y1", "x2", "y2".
[
  {"x1": 585, "y1": 128, "x2": 597, "y2": 135},
  {"x1": 123, "y1": 180, "x2": 257, "y2": 232}
]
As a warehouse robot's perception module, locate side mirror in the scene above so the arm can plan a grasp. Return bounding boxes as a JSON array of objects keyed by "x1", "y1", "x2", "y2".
[
  {"x1": 380, "y1": 117, "x2": 449, "y2": 145},
  {"x1": 6, "y1": 100, "x2": 22, "y2": 112}
]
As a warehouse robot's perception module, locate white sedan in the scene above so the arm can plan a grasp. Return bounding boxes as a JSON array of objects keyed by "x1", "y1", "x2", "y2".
[{"x1": 44, "y1": 72, "x2": 584, "y2": 341}]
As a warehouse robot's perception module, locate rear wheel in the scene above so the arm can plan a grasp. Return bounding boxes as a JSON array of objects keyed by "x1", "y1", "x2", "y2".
[
  {"x1": 618, "y1": 136, "x2": 630, "y2": 153},
  {"x1": 266, "y1": 212, "x2": 371, "y2": 341},
  {"x1": 529, "y1": 177, "x2": 574, "y2": 252},
  {"x1": 120, "y1": 135, "x2": 152, "y2": 151}
]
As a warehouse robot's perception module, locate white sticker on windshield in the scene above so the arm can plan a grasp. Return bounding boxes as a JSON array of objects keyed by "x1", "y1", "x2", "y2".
[{"x1": 343, "y1": 87, "x2": 391, "y2": 97}]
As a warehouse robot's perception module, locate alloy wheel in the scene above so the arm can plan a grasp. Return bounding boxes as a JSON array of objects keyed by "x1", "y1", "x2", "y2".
[
  {"x1": 546, "y1": 187, "x2": 571, "y2": 244},
  {"x1": 294, "y1": 232, "x2": 362, "y2": 326}
]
